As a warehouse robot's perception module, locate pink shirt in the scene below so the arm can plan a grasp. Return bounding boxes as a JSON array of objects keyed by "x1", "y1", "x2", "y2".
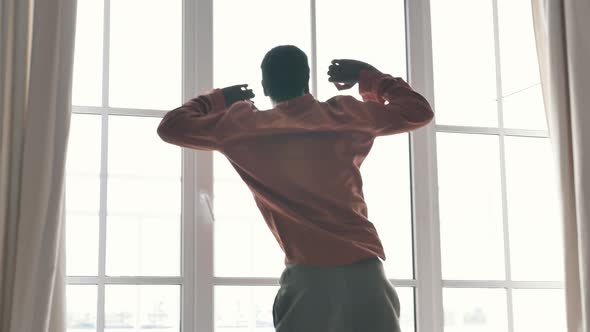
[{"x1": 158, "y1": 69, "x2": 434, "y2": 266}]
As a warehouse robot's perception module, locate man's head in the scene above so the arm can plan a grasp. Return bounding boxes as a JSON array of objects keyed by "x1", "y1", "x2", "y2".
[{"x1": 261, "y1": 45, "x2": 310, "y2": 104}]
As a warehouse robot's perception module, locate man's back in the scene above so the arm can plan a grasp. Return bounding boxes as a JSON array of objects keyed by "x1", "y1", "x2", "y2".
[{"x1": 221, "y1": 98, "x2": 384, "y2": 266}]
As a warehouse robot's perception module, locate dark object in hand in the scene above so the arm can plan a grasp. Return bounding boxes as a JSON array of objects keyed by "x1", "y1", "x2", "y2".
[
  {"x1": 327, "y1": 59, "x2": 377, "y2": 91},
  {"x1": 221, "y1": 84, "x2": 255, "y2": 107}
]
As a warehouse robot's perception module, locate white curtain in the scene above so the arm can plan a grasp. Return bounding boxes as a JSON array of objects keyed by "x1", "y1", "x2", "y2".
[
  {"x1": 531, "y1": 1, "x2": 590, "y2": 331},
  {"x1": 0, "y1": 0, "x2": 77, "y2": 331}
]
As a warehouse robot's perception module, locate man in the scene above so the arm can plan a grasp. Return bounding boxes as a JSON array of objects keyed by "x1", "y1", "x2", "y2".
[{"x1": 157, "y1": 45, "x2": 434, "y2": 332}]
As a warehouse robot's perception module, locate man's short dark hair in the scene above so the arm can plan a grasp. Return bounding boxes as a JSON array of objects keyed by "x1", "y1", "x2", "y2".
[{"x1": 261, "y1": 45, "x2": 310, "y2": 102}]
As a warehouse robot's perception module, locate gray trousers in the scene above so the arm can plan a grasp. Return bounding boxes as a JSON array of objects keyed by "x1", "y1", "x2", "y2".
[{"x1": 272, "y1": 256, "x2": 401, "y2": 332}]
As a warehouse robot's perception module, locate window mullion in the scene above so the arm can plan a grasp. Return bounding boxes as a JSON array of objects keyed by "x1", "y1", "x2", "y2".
[
  {"x1": 310, "y1": 0, "x2": 318, "y2": 98},
  {"x1": 435, "y1": 125, "x2": 549, "y2": 138},
  {"x1": 101, "y1": 0, "x2": 110, "y2": 109},
  {"x1": 97, "y1": 0, "x2": 111, "y2": 329},
  {"x1": 97, "y1": 105, "x2": 108, "y2": 332},
  {"x1": 491, "y1": 0, "x2": 515, "y2": 330},
  {"x1": 181, "y1": 146, "x2": 196, "y2": 331},
  {"x1": 181, "y1": 0, "x2": 198, "y2": 331},
  {"x1": 194, "y1": 150, "x2": 214, "y2": 332},
  {"x1": 98, "y1": 0, "x2": 110, "y2": 306},
  {"x1": 193, "y1": 0, "x2": 215, "y2": 330},
  {"x1": 406, "y1": 0, "x2": 444, "y2": 331},
  {"x1": 411, "y1": 124, "x2": 444, "y2": 332}
]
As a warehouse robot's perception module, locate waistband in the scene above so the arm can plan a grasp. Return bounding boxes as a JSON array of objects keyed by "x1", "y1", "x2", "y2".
[
  {"x1": 279, "y1": 256, "x2": 384, "y2": 285},
  {"x1": 286, "y1": 256, "x2": 380, "y2": 268}
]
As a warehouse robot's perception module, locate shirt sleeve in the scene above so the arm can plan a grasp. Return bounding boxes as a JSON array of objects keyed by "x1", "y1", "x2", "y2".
[
  {"x1": 345, "y1": 68, "x2": 434, "y2": 137},
  {"x1": 157, "y1": 89, "x2": 235, "y2": 151}
]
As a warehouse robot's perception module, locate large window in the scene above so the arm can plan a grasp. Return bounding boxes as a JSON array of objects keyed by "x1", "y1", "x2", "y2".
[
  {"x1": 66, "y1": 0, "x2": 183, "y2": 331},
  {"x1": 431, "y1": 0, "x2": 565, "y2": 331},
  {"x1": 65, "y1": 0, "x2": 565, "y2": 331}
]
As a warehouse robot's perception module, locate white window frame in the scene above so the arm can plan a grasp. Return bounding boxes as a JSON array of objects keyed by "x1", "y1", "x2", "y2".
[
  {"x1": 67, "y1": 0, "x2": 193, "y2": 331},
  {"x1": 412, "y1": 0, "x2": 564, "y2": 332},
  {"x1": 66, "y1": 0, "x2": 564, "y2": 331}
]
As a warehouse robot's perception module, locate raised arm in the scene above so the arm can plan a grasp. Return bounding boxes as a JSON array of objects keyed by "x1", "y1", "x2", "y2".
[
  {"x1": 328, "y1": 59, "x2": 434, "y2": 136},
  {"x1": 157, "y1": 84, "x2": 255, "y2": 151}
]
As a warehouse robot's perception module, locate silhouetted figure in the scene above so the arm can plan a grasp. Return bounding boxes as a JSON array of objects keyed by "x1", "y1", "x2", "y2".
[{"x1": 158, "y1": 45, "x2": 434, "y2": 332}]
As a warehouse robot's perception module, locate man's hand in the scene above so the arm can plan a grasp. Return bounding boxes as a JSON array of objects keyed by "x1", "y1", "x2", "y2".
[
  {"x1": 327, "y1": 59, "x2": 377, "y2": 91},
  {"x1": 221, "y1": 84, "x2": 255, "y2": 107}
]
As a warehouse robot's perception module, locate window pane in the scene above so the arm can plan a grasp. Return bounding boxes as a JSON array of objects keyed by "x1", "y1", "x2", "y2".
[
  {"x1": 437, "y1": 133, "x2": 505, "y2": 280},
  {"x1": 66, "y1": 114, "x2": 101, "y2": 215},
  {"x1": 214, "y1": 0, "x2": 311, "y2": 111},
  {"x1": 431, "y1": 0, "x2": 498, "y2": 127},
  {"x1": 66, "y1": 114, "x2": 102, "y2": 174},
  {"x1": 497, "y1": 0, "x2": 547, "y2": 131},
  {"x1": 106, "y1": 116, "x2": 181, "y2": 276},
  {"x1": 66, "y1": 176, "x2": 101, "y2": 214},
  {"x1": 107, "y1": 177, "x2": 180, "y2": 215},
  {"x1": 361, "y1": 134, "x2": 413, "y2": 279},
  {"x1": 66, "y1": 114, "x2": 101, "y2": 276},
  {"x1": 107, "y1": 116, "x2": 181, "y2": 177},
  {"x1": 396, "y1": 287, "x2": 416, "y2": 332},
  {"x1": 501, "y1": 85, "x2": 546, "y2": 130},
  {"x1": 107, "y1": 216, "x2": 180, "y2": 276},
  {"x1": 109, "y1": 0, "x2": 181, "y2": 110},
  {"x1": 67, "y1": 285, "x2": 97, "y2": 332},
  {"x1": 512, "y1": 289, "x2": 566, "y2": 332},
  {"x1": 214, "y1": 154, "x2": 284, "y2": 277},
  {"x1": 67, "y1": 216, "x2": 99, "y2": 276},
  {"x1": 215, "y1": 286, "x2": 278, "y2": 332},
  {"x1": 504, "y1": 137, "x2": 564, "y2": 281},
  {"x1": 214, "y1": 217, "x2": 285, "y2": 278},
  {"x1": 72, "y1": 0, "x2": 103, "y2": 106},
  {"x1": 443, "y1": 288, "x2": 508, "y2": 332},
  {"x1": 316, "y1": 0, "x2": 406, "y2": 101},
  {"x1": 105, "y1": 285, "x2": 180, "y2": 332}
]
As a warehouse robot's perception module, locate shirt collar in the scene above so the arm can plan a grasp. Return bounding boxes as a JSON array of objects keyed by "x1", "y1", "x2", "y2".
[{"x1": 274, "y1": 93, "x2": 316, "y2": 110}]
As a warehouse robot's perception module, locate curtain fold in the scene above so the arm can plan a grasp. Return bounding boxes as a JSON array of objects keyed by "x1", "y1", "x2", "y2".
[
  {"x1": 0, "y1": 0, "x2": 77, "y2": 331},
  {"x1": 531, "y1": 1, "x2": 590, "y2": 331}
]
